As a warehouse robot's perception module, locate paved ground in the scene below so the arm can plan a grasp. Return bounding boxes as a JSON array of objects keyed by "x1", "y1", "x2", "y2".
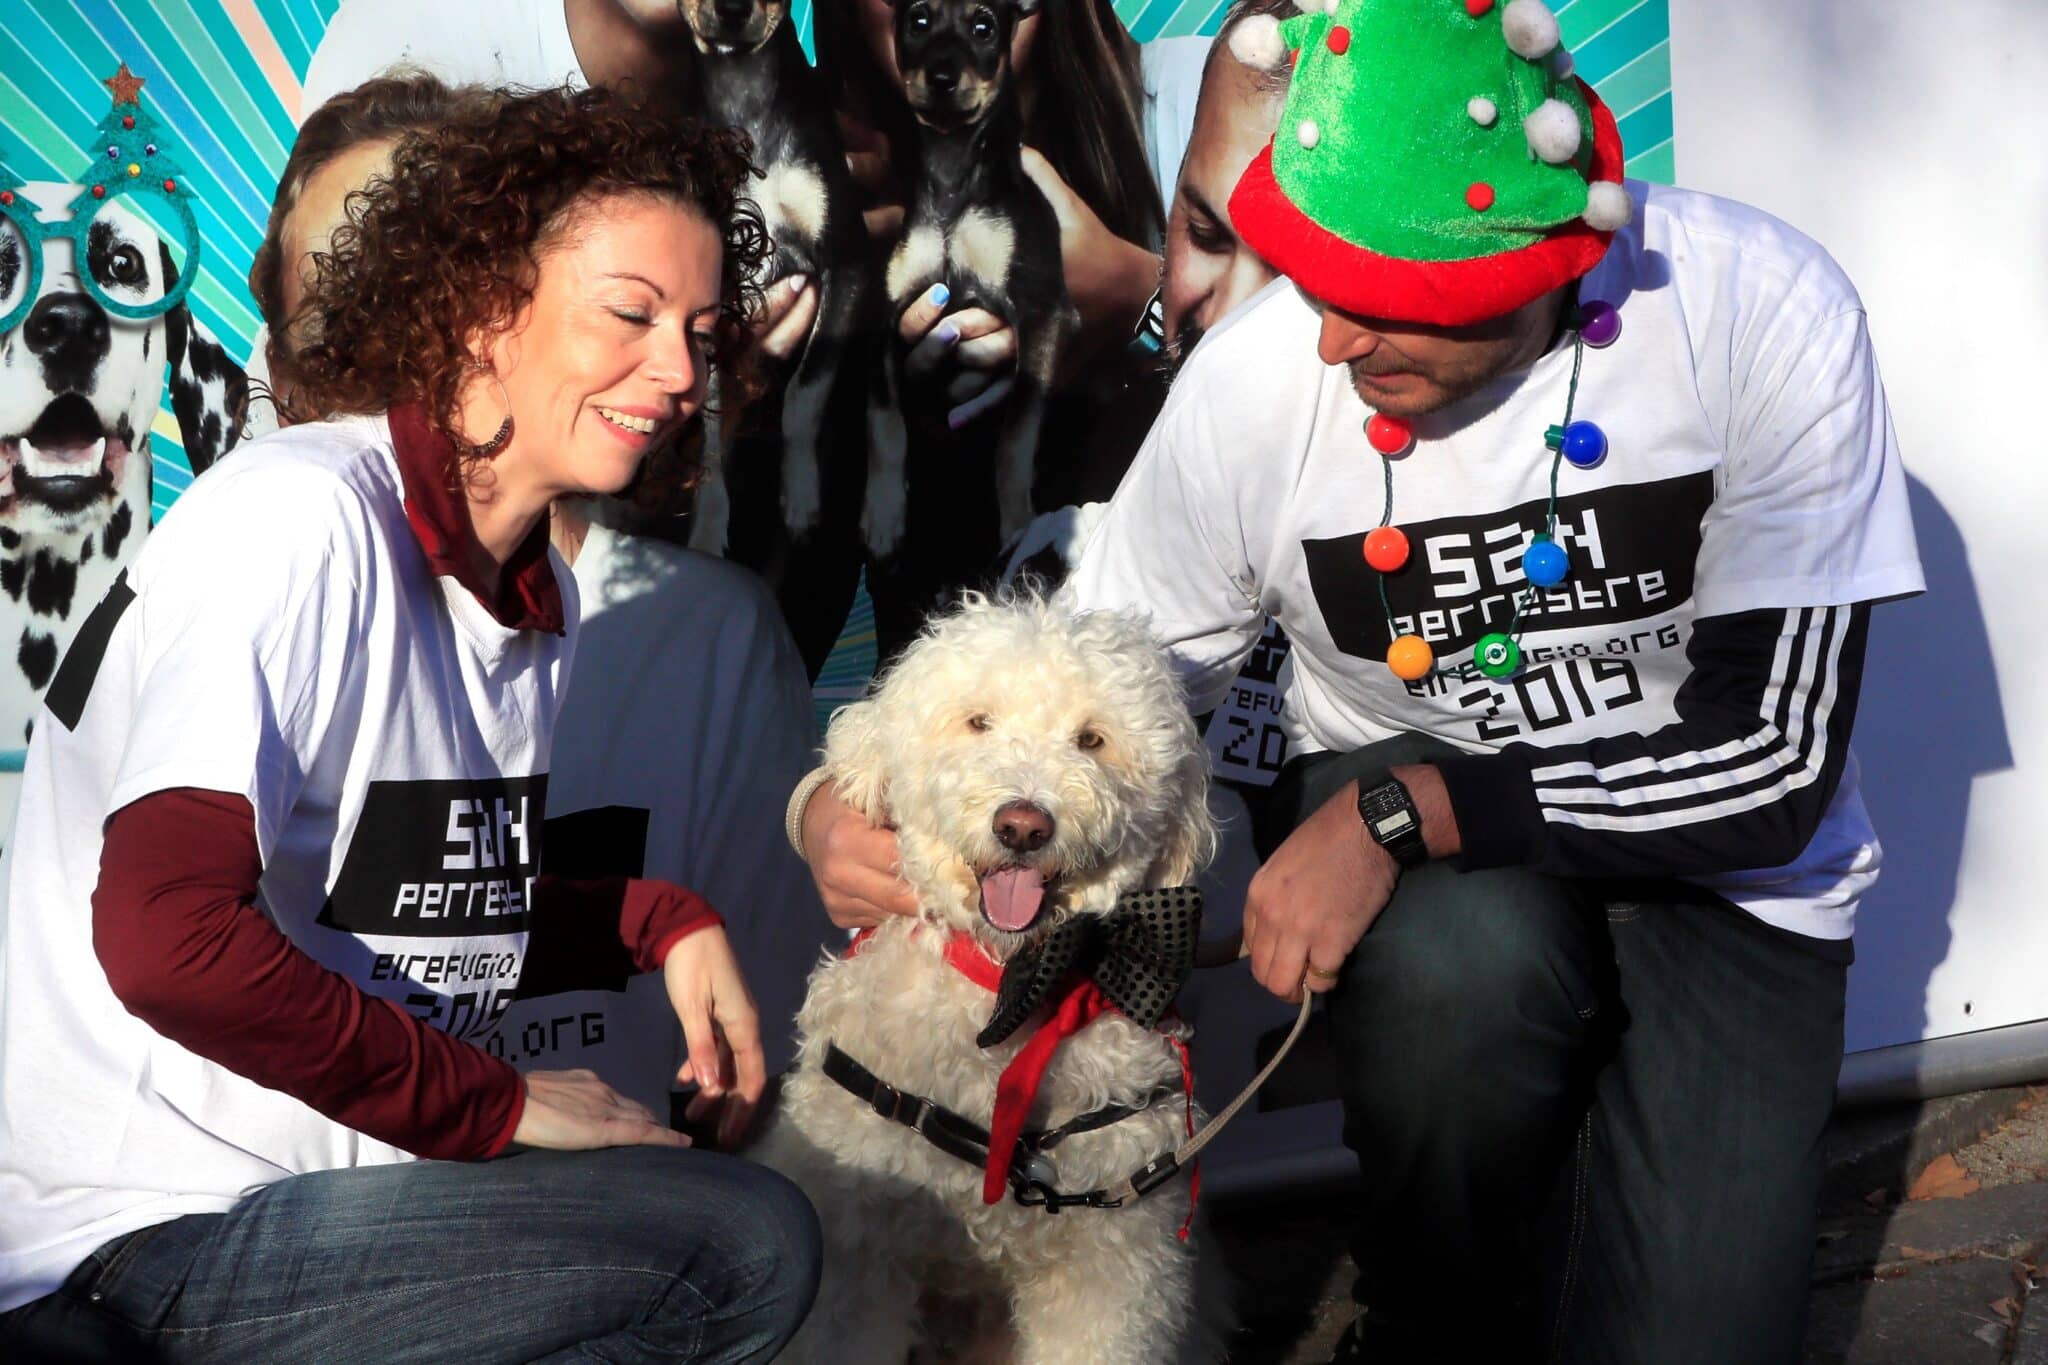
[{"x1": 1207, "y1": 1086, "x2": 2048, "y2": 1363}]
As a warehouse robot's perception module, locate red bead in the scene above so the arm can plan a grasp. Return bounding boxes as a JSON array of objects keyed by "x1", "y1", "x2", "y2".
[
  {"x1": 122, "y1": 115, "x2": 136, "y2": 129},
  {"x1": 162, "y1": 179, "x2": 177, "y2": 193},
  {"x1": 91, "y1": 185, "x2": 106, "y2": 199},
  {"x1": 1363, "y1": 527, "x2": 1410, "y2": 573},
  {"x1": 0, "y1": 191, "x2": 12, "y2": 207},
  {"x1": 1465, "y1": 0, "x2": 1495, "y2": 14},
  {"x1": 1366, "y1": 413, "x2": 1413, "y2": 455},
  {"x1": 1327, "y1": 25, "x2": 1351, "y2": 53},
  {"x1": 1466, "y1": 182, "x2": 1495, "y2": 212}
]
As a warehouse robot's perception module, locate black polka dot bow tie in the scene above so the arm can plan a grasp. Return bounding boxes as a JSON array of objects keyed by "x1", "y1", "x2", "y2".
[{"x1": 976, "y1": 887, "x2": 1204, "y2": 1048}]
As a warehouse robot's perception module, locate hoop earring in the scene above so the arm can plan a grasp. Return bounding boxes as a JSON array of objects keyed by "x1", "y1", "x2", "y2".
[{"x1": 458, "y1": 363, "x2": 513, "y2": 459}]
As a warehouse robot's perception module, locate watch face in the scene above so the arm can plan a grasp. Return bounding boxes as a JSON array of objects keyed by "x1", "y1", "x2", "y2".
[{"x1": 1370, "y1": 809, "x2": 1417, "y2": 841}]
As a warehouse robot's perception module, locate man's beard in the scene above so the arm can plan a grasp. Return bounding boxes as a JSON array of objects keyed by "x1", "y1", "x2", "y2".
[{"x1": 1163, "y1": 320, "x2": 1205, "y2": 380}]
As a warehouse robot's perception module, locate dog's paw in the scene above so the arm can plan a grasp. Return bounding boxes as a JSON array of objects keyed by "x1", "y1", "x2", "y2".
[
  {"x1": 781, "y1": 458, "x2": 822, "y2": 538},
  {"x1": 861, "y1": 478, "x2": 907, "y2": 560}
]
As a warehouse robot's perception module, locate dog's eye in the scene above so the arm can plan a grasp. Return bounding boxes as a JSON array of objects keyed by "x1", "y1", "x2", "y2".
[
  {"x1": 970, "y1": 8, "x2": 995, "y2": 39},
  {"x1": 1076, "y1": 728, "x2": 1104, "y2": 751},
  {"x1": 966, "y1": 712, "x2": 992, "y2": 733},
  {"x1": 104, "y1": 245, "x2": 146, "y2": 289},
  {"x1": 907, "y1": 3, "x2": 930, "y2": 32}
]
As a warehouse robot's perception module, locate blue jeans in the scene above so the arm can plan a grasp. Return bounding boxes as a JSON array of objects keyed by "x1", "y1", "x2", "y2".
[
  {"x1": 0, "y1": 1147, "x2": 820, "y2": 1363},
  {"x1": 1264, "y1": 737, "x2": 1849, "y2": 1365}
]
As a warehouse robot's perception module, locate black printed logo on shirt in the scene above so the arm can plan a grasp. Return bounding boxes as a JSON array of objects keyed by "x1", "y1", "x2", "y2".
[
  {"x1": 1302, "y1": 471, "x2": 1715, "y2": 661},
  {"x1": 317, "y1": 775, "x2": 547, "y2": 937}
]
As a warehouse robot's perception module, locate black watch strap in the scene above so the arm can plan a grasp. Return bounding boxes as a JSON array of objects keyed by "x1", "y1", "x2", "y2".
[{"x1": 1357, "y1": 776, "x2": 1428, "y2": 869}]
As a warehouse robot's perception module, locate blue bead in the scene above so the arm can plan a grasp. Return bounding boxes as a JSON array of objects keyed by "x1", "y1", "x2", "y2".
[
  {"x1": 1561, "y1": 419, "x2": 1608, "y2": 468},
  {"x1": 1523, "y1": 537, "x2": 1570, "y2": 587}
]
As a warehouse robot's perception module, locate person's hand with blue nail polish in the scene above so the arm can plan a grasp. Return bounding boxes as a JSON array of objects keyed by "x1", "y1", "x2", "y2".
[{"x1": 896, "y1": 281, "x2": 1019, "y2": 430}]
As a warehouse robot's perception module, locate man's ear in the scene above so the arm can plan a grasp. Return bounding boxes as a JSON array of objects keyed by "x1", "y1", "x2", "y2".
[{"x1": 160, "y1": 244, "x2": 248, "y2": 475}]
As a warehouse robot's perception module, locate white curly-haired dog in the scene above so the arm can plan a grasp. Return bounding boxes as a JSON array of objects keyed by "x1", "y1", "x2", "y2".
[{"x1": 754, "y1": 592, "x2": 1226, "y2": 1365}]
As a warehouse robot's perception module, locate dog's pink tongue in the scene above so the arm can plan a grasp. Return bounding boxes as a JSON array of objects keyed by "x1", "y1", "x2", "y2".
[{"x1": 979, "y1": 867, "x2": 1047, "y2": 932}]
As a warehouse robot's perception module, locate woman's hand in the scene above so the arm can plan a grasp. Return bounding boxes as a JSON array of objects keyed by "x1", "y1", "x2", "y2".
[
  {"x1": 802, "y1": 785, "x2": 919, "y2": 930},
  {"x1": 746, "y1": 273, "x2": 821, "y2": 366},
  {"x1": 1019, "y1": 146, "x2": 1162, "y2": 376},
  {"x1": 511, "y1": 1069, "x2": 689, "y2": 1151},
  {"x1": 663, "y1": 926, "x2": 767, "y2": 1150},
  {"x1": 895, "y1": 283, "x2": 1019, "y2": 430}
]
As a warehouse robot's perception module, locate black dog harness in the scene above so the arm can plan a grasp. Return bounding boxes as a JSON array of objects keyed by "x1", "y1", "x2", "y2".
[
  {"x1": 822, "y1": 1042, "x2": 1187, "y2": 1211},
  {"x1": 820, "y1": 887, "x2": 1314, "y2": 1217}
]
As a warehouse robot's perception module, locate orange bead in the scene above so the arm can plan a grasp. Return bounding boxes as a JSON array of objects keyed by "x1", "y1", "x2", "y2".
[
  {"x1": 1363, "y1": 526, "x2": 1410, "y2": 573},
  {"x1": 1387, "y1": 635, "x2": 1434, "y2": 681}
]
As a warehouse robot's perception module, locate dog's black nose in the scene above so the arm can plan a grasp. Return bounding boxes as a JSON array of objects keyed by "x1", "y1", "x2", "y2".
[
  {"x1": 713, "y1": 0, "x2": 752, "y2": 27},
  {"x1": 23, "y1": 294, "x2": 109, "y2": 372},
  {"x1": 993, "y1": 801, "x2": 1054, "y2": 853},
  {"x1": 927, "y1": 63, "x2": 961, "y2": 95}
]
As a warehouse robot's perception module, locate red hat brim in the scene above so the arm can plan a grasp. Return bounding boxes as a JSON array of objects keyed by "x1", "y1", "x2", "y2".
[{"x1": 1229, "y1": 79, "x2": 1628, "y2": 328}]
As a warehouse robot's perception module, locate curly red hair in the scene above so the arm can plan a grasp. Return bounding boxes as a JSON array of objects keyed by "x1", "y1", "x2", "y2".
[{"x1": 275, "y1": 83, "x2": 769, "y2": 509}]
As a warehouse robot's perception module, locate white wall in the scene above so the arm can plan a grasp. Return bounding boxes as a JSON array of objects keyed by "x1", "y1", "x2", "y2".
[{"x1": 1671, "y1": 0, "x2": 2048, "y2": 1052}]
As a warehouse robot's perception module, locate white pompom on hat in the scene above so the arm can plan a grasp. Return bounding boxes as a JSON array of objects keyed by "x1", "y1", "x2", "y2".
[
  {"x1": 1502, "y1": 0, "x2": 1562, "y2": 59},
  {"x1": 1523, "y1": 98, "x2": 1582, "y2": 164},
  {"x1": 1583, "y1": 180, "x2": 1633, "y2": 231},
  {"x1": 1228, "y1": 14, "x2": 1290, "y2": 69}
]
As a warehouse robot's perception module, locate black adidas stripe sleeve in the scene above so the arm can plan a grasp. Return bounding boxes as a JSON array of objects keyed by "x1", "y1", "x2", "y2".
[{"x1": 1435, "y1": 604, "x2": 1872, "y2": 880}]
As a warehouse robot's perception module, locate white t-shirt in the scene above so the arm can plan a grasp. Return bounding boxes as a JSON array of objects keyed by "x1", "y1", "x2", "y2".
[
  {"x1": 487, "y1": 522, "x2": 831, "y2": 1108},
  {"x1": 0, "y1": 414, "x2": 575, "y2": 1311},
  {"x1": 302, "y1": 0, "x2": 584, "y2": 114},
  {"x1": 1067, "y1": 182, "x2": 1925, "y2": 939}
]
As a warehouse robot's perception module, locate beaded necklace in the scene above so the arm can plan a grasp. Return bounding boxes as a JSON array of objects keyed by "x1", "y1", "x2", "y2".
[{"x1": 1362, "y1": 298, "x2": 1620, "y2": 682}]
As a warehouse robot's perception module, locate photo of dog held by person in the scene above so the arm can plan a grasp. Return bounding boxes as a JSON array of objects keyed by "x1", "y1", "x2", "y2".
[
  {"x1": 676, "y1": 0, "x2": 871, "y2": 558},
  {"x1": 862, "y1": 0, "x2": 1074, "y2": 651},
  {"x1": 754, "y1": 593, "x2": 1231, "y2": 1364}
]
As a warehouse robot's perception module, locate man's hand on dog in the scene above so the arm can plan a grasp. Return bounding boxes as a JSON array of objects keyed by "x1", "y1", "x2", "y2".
[
  {"x1": 802, "y1": 785, "x2": 919, "y2": 930},
  {"x1": 664, "y1": 926, "x2": 769, "y2": 1150}
]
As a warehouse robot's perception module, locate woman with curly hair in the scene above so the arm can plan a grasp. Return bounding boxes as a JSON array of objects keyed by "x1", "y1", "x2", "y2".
[
  {"x1": 0, "y1": 86, "x2": 820, "y2": 1360},
  {"x1": 246, "y1": 68, "x2": 832, "y2": 1138}
]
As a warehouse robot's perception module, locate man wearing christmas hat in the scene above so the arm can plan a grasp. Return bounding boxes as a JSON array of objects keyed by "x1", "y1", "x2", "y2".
[
  {"x1": 798, "y1": 0, "x2": 1925, "y2": 1359},
  {"x1": 1075, "y1": 0, "x2": 1924, "y2": 1358}
]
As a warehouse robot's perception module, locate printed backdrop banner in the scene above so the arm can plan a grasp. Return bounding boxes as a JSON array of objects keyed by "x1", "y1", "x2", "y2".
[
  {"x1": 0, "y1": 0, "x2": 1676, "y2": 523},
  {"x1": 1, "y1": 0, "x2": 1684, "y2": 1192}
]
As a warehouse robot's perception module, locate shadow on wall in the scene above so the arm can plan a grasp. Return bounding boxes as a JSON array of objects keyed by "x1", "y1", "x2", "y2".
[{"x1": 1846, "y1": 475, "x2": 2012, "y2": 1053}]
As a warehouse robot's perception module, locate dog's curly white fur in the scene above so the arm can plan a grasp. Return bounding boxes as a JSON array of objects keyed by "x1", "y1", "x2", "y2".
[{"x1": 755, "y1": 593, "x2": 1226, "y2": 1364}]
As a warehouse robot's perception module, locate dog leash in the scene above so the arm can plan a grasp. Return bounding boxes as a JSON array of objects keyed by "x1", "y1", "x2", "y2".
[{"x1": 1079, "y1": 944, "x2": 1314, "y2": 1210}]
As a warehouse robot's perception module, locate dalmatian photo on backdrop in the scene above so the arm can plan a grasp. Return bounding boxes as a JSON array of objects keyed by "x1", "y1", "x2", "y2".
[{"x1": 0, "y1": 64, "x2": 246, "y2": 835}]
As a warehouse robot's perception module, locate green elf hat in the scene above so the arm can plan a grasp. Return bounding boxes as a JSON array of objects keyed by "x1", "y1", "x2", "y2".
[{"x1": 1227, "y1": 0, "x2": 1630, "y2": 328}]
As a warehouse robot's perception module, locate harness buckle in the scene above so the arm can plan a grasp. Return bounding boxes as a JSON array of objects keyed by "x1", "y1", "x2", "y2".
[{"x1": 868, "y1": 1080, "x2": 904, "y2": 1123}]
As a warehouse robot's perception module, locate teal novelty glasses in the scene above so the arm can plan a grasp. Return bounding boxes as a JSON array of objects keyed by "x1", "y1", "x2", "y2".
[{"x1": 0, "y1": 181, "x2": 200, "y2": 336}]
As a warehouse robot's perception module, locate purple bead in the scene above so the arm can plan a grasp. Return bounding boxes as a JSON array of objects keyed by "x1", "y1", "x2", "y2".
[{"x1": 1578, "y1": 300, "x2": 1621, "y2": 348}]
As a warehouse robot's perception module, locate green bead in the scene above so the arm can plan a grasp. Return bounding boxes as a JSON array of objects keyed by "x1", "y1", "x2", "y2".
[{"x1": 1474, "y1": 632, "x2": 1520, "y2": 678}]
